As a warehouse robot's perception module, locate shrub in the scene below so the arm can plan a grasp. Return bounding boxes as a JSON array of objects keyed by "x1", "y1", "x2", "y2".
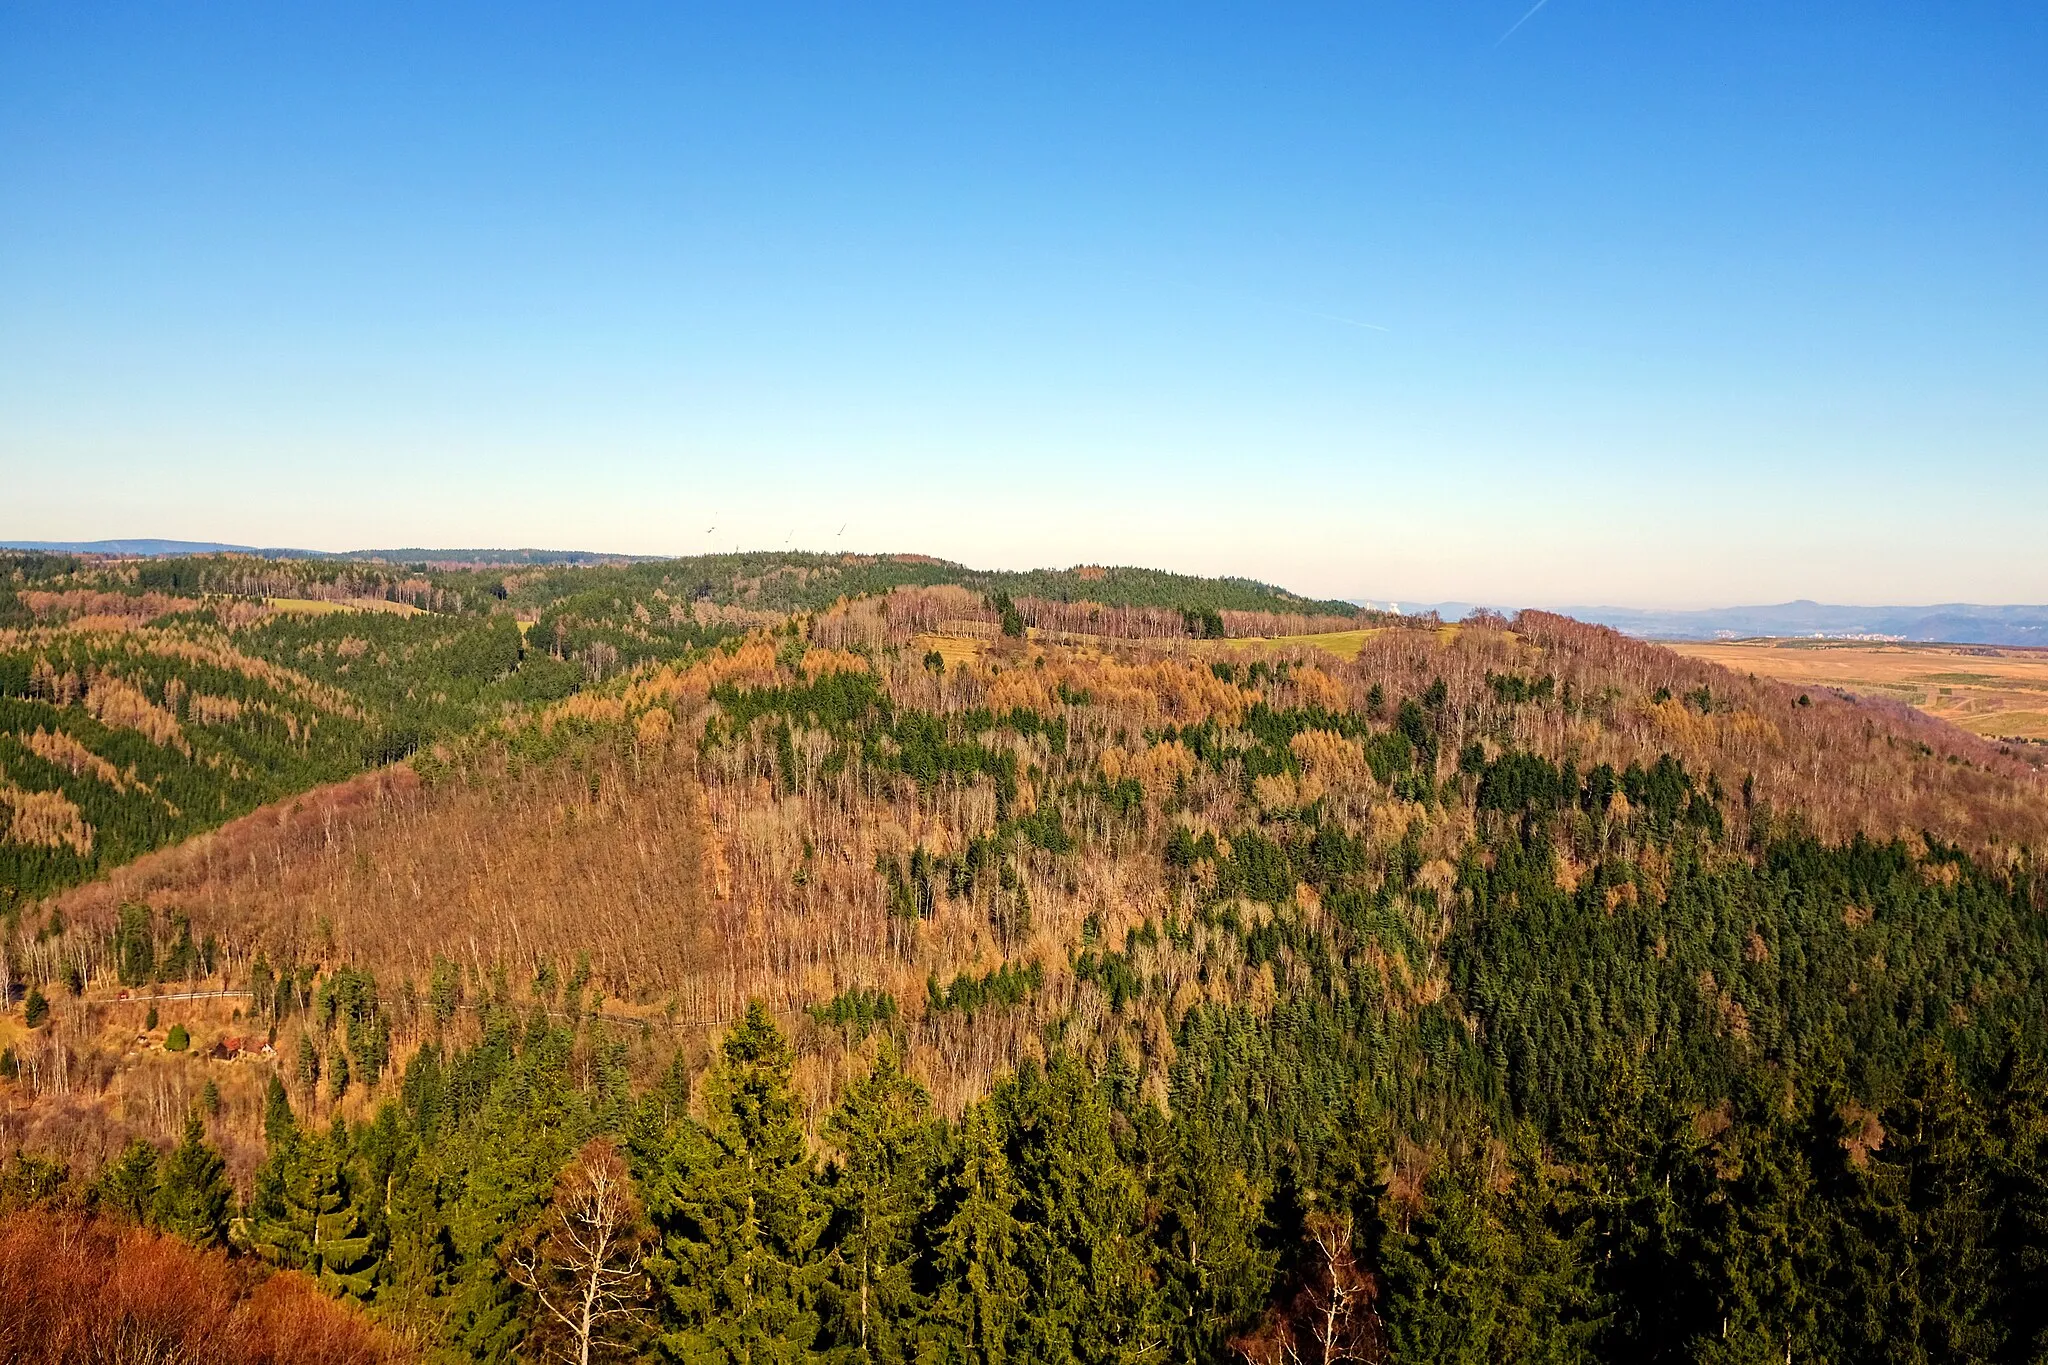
[
  {"x1": 165, "y1": 1024, "x2": 189, "y2": 1053},
  {"x1": 0, "y1": 1209, "x2": 417, "y2": 1364}
]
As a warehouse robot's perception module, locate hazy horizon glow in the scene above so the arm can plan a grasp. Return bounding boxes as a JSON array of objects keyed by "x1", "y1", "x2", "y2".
[{"x1": 3, "y1": 4, "x2": 2044, "y2": 609}]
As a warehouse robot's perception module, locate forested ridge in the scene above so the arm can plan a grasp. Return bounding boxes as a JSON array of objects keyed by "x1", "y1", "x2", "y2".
[
  {"x1": 4, "y1": 556, "x2": 2048, "y2": 1362},
  {"x1": 0, "y1": 550, "x2": 1375, "y2": 906}
]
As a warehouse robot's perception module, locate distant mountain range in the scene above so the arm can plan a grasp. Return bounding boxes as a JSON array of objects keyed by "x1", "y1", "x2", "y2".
[
  {"x1": 1390, "y1": 599, "x2": 2048, "y2": 647},
  {"x1": 0, "y1": 539, "x2": 654, "y2": 566}
]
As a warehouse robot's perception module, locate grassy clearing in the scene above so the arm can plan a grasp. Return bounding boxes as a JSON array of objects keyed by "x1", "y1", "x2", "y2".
[
  {"x1": 1215, "y1": 627, "x2": 1386, "y2": 659},
  {"x1": 914, "y1": 633, "x2": 991, "y2": 669},
  {"x1": 265, "y1": 596, "x2": 351, "y2": 615},
  {"x1": 265, "y1": 596, "x2": 425, "y2": 617}
]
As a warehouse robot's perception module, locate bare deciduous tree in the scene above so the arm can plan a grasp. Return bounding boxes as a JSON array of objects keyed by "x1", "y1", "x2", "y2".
[
  {"x1": 507, "y1": 1139, "x2": 652, "y2": 1365},
  {"x1": 1233, "y1": 1212, "x2": 1382, "y2": 1365}
]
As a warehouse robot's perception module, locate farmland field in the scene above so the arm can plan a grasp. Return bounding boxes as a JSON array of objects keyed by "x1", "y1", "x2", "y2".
[{"x1": 1670, "y1": 638, "x2": 2048, "y2": 741}]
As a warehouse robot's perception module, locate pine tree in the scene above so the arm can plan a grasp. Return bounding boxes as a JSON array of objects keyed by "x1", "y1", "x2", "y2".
[
  {"x1": 642, "y1": 1000, "x2": 827, "y2": 1363},
  {"x1": 820, "y1": 1045, "x2": 940, "y2": 1364},
  {"x1": 152, "y1": 1110, "x2": 232, "y2": 1247}
]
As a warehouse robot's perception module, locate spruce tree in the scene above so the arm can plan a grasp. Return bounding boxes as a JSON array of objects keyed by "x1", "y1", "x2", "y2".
[
  {"x1": 1379, "y1": 1153, "x2": 1512, "y2": 1365},
  {"x1": 643, "y1": 1000, "x2": 827, "y2": 1363},
  {"x1": 820, "y1": 1045, "x2": 940, "y2": 1363},
  {"x1": 308, "y1": 1130, "x2": 380, "y2": 1299},
  {"x1": 1988, "y1": 1047, "x2": 2048, "y2": 1362},
  {"x1": 245, "y1": 1119, "x2": 379, "y2": 1295},
  {"x1": 996, "y1": 1055, "x2": 1167, "y2": 1364},
  {"x1": 298, "y1": 1031, "x2": 322, "y2": 1092},
  {"x1": 95, "y1": 1137, "x2": 160, "y2": 1224},
  {"x1": 153, "y1": 1110, "x2": 232, "y2": 1247},
  {"x1": 1156, "y1": 1121, "x2": 1275, "y2": 1361},
  {"x1": 920, "y1": 1106, "x2": 1028, "y2": 1365},
  {"x1": 263, "y1": 1073, "x2": 298, "y2": 1147},
  {"x1": 379, "y1": 1160, "x2": 455, "y2": 1340},
  {"x1": 1868, "y1": 1046, "x2": 2000, "y2": 1362}
]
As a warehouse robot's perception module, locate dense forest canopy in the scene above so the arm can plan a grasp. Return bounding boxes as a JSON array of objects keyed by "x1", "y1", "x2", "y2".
[{"x1": 3, "y1": 548, "x2": 2047, "y2": 1363}]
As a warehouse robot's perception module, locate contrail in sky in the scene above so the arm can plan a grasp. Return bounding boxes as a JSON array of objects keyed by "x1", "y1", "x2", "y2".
[
  {"x1": 1303, "y1": 310, "x2": 1390, "y2": 333},
  {"x1": 1496, "y1": 0, "x2": 1552, "y2": 45}
]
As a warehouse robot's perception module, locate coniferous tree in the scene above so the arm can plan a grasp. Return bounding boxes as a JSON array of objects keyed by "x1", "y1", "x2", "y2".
[
  {"x1": 380, "y1": 1158, "x2": 455, "y2": 1341},
  {"x1": 94, "y1": 1137, "x2": 160, "y2": 1224},
  {"x1": 438, "y1": 1014, "x2": 593, "y2": 1365},
  {"x1": 309, "y1": 1122, "x2": 381, "y2": 1299},
  {"x1": 152, "y1": 1110, "x2": 231, "y2": 1247},
  {"x1": 1155, "y1": 1120, "x2": 1275, "y2": 1362},
  {"x1": 1868, "y1": 1046, "x2": 2001, "y2": 1362},
  {"x1": 1987, "y1": 1047, "x2": 2048, "y2": 1363},
  {"x1": 819, "y1": 1045, "x2": 940, "y2": 1364},
  {"x1": 1378, "y1": 1143, "x2": 1598, "y2": 1365},
  {"x1": 642, "y1": 1000, "x2": 827, "y2": 1363},
  {"x1": 245, "y1": 1110, "x2": 379, "y2": 1298},
  {"x1": 263, "y1": 1073, "x2": 298, "y2": 1146},
  {"x1": 997, "y1": 1055, "x2": 1167, "y2": 1364},
  {"x1": 920, "y1": 1106, "x2": 1028, "y2": 1365}
]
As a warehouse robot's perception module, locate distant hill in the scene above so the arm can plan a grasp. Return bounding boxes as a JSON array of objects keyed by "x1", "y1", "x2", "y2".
[
  {"x1": 1387, "y1": 598, "x2": 2048, "y2": 647},
  {"x1": 0, "y1": 537, "x2": 324, "y2": 558},
  {"x1": 1569, "y1": 600, "x2": 2048, "y2": 645},
  {"x1": 341, "y1": 546, "x2": 662, "y2": 566},
  {"x1": 0, "y1": 539, "x2": 651, "y2": 566}
]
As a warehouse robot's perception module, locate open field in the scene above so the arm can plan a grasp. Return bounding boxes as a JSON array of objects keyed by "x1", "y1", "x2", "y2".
[
  {"x1": 264, "y1": 596, "x2": 423, "y2": 616},
  {"x1": 1215, "y1": 627, "x2": 1383, "y2": 659},
  {"x1": 1670, "y1": 639, "x2": 2048, "y2": 742}
]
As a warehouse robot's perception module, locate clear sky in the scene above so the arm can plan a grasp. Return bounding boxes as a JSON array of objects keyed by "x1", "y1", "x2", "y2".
[{"x1": 2, "y1": 3, "x2": 2043, "y2": 607}]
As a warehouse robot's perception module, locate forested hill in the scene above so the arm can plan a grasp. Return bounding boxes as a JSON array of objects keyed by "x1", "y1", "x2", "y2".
[
  {"x1": 0, "y1": 548, "x2": 1376, "y2": 907},
  {"x1": 6, "y1": 565, "x2": 2048, "y2": 1362}
]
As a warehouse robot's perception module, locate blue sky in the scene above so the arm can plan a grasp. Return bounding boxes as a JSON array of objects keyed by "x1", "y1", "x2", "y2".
[{"x1": 2, "y1": 3, "x2": 2043, "y2": 606}]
